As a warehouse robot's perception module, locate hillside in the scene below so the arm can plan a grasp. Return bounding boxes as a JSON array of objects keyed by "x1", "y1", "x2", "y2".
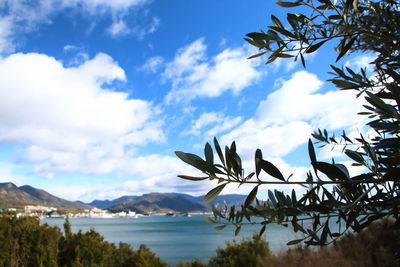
[
  {"x1": 108, "y1": 193, "x2": 208, "y2": 213},
  {"x1": 0, "y1": 182, "x2": 90, "y2": 210},
  {"x1": 92, "y1": 193, "x2": 247, "y2": 214},
  {"x1": 87, "y1": 195, "x2": 139, "y2": 209}
]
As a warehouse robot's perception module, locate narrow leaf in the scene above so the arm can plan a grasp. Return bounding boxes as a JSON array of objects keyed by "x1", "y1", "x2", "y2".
[
  {"x1": 214, "y1": 225, "x2": 227, "y2": 231},
  {"x1": 178, "y1": 175, "x2": 208, "y2": 181},
  {"x1": 306, "y1": 40, "x2": 327, "y2": 53},
  {"x1": 244, "y1": 186, "x2": 259, "y2": 207},
  {"x1": 204, "y1": 142, "x2": 213, "y2": 165},
  {"x1": 277, "y1": 1, "x2": 302, "y2": 7},
  {"x1": 247, "y1": 51, "x2": 266, "y2": 59},
  {"x1": 214, "y1": 137, "x2": 225, "y2": 166},
  {"x1": 312, "y1": 161, "x2": 349, "y2": 180},
  {"x1": 204, "y1": 183, "x2": 227, "y2": 203},
  {"x1": 255, "y1": 149, "x2": 263, "y2": 178},
  {"x1": 260, "y1": 160, "x2": 285, "y2": 181},
  {"x1": 308, "y1": 139, "x2": 316, "y2": 163},
  {"x1": 235, "y1": 226, "x2": 241, "y2": 236},
  {"x1": 287, "y1": 239, "x2": 304, "y2": 245}
]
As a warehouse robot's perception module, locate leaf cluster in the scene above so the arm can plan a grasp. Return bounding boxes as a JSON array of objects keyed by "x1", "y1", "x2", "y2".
[{"x1": 176, "y1": 0, "x2": 400, "y2": 246}]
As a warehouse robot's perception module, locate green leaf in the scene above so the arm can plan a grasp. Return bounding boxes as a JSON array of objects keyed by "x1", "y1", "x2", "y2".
[
  {"x1": 308, "y1": 139, "x2": 316, "y2": 163},
  {"x1": 306, "y1": 40, "x2": 327, "y2": 53},
  {"x1": 336, "y1": 36, "x2": 357, "y2": 62},
  {"x1": 271, "y1": 15, "x2": 284, "y2": 28},
  {"x1": 312, "y1": 161, "x2": 349, "y2": 180},
  {"x1": 345, "y1": 150, "x2": 364, "y2": 164},
  {"x1": 255, "y1": 149, "x2": 263, "y2": 178},
  {"x1": 204, "y1": 142, "x2": 213, "y2": 165},
  {"x1": 268, "y1": 190, "x2": 278, "y2": 208},
  {"x1": 247, "y1": 51, "x2": 267, "y2": 59},
  {"x1": 175, "y1": 151, "x2": 223, "y2": 175},
  {"x1": 177, "y1": 175, "x2": 208, "y2": 181},
  {"x1": 330, "y1": 79, "x2": 359, "y2": 89},
  {"x1": 214, "y1": 225, "x2": 227, "y2": 231},
  {"x1": 244, "y1": 186, "x2": 258, "y2": 207},
  {"x1": 287, "y1": 239, "x2": 303, "y2": 245},
  {"x1": 365, "y1": 91, "x2": 397, "y2": 116},
  {"x1": 269, "y1": 26, "x2": 296, "y2": 38},
  {"x1": 260, "y1": 160, "x2": 285, "y2": 181},
  {"x1": 235, "y1": 226, "x2": 241, "y2": 236},
  {"x1": 204, "y1": 183, "x2": 227, "y2": 203},
  {"x1": 214, "y1": 137, "x2": 225, "y2": 167},
  {"x1": 259, "y1": 224, "x2": 266, "y2": 237},
  {"x1": 204, "y1": 217, "x2": 218, "y2": 224},
  {"x1": 277, "y1": 1, "x2": 302, "y2": 7}
]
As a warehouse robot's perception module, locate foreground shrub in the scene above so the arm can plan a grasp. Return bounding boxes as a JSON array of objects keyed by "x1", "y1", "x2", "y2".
[
  {"x1": 0, "y1": 216, "x2": 167, "y2": 267},
  {"x1": 208, "y1": 234, "x2": 275, "y2": 267},
  {"x1": 271, "y1": 219, "x2": 400, "y2": 267}
]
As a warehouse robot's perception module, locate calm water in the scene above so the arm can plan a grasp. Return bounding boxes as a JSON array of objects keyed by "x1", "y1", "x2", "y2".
[{"x1": 42, "y1": 215, "x2": 302, "y2": 266}]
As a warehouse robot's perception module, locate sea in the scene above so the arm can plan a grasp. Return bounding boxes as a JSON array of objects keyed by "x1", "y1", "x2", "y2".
[{"x1": 42, "y1": 215, "x2": 303, "y2": 266}]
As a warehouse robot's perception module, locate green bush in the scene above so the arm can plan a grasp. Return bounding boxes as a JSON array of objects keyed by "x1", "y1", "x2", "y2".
[
  {"x1": 0, "y1": 216, "x2": 167, "y2": 267},
  {"x1": 208, "y1": 234, "x2": 275, "y2": 267}
]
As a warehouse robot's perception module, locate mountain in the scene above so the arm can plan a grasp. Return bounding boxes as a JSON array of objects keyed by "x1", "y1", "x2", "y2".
[
  {"x1": 0, "y1": 182, "x2": 90, "y2": 210},
  {"x1": 19, "y1": 185, "x2": 90, "y2": 209},
  {"x1": 87, "y1": 195, "x2": 139, "y2": 209},
  {"x1": 108, "y1": 193, "x2": 208, "y2": 214},
  {"x1": 177, "y1": 193, "x2": 247, "y2": 208},
  {"x1": 95, "y1": 193, "x2": 247, "y2": 214},
  {"x1": 0, "y1": 183, "x2": 43, "y2": 208}
]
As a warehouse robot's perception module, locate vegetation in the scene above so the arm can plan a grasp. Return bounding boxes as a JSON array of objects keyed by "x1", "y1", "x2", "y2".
[
  {"x1": 176, "y1": 0, "x2": 400, "y2": 246},
  {"x1": 179, "y1": 219, "x2": 400, "y2": 267},
  {"x1": 0, "y1": 215, "x2": 167, "y2": 267},
  {"x1": 0, "y1": 214, "x2": 398, "y2": 266}
]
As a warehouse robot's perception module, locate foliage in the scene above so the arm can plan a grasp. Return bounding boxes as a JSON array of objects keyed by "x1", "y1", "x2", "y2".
[
  {"x1": 273, "y1": 219, "x2": 400, "y2": 267},
  {"x1": 177, "y1": 219, "x2": 400, "y2": 267},
  {"x1": 207, "y1": 234, "x2": 275, "y2": 267},
  {"x1": 0, "y1": 216, "x2": 167, "y2": 267},
  {"x1": 176, "y1": 0, "x2": 400, "y2": 246},
  {"x1": 0, "y1": 215, "x2": 61, "y2": 267}
]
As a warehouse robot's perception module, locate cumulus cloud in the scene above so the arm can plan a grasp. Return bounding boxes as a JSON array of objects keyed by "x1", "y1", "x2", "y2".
[
  {"x1": 345, "y1": 53, "x2": 376, "y2": 72},
  {"x1": 0, "y1": 52, "x2": 164, "y2": 178},
  {"x1": 140, "y1": 56, "x2": 164, "y2": 73},
  {"x1": 185, "y1": 112, "x2": 242, "y2": 139},
  {"x1": 0, "y1": 0, "x2": 155, "y2": 52},
  {"x1": 255, "y1": 71, "x2": 366, "y2": 130},
  {"x1": 220, "y1": 70, "x2": 366, "y2": 164},
  {"x1": 164, "y1": 38, "x2": 264, "y2": 103}
]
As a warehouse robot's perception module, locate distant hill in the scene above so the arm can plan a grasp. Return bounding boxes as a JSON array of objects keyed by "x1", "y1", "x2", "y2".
[
  {"x1": 0, "y1": 181, "x2": 247, "y2": 213},
  {"x1": 87, "y1": 195, "x2": 139, "y2": 209},
  {"x1": 89, "y1": 192, "x2": 247, "y2": 214},
  {"x1": 177, "y1": 193, "x2": 247, "y2": 208},
  {"x1": 108, "y1": 193, "x2": 208, "y2": 214},
  {"x1": 0, "y1": 182, "x2": 90, "y2": 210}
]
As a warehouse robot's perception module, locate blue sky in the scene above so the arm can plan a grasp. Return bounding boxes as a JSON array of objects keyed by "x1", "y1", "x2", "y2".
[{"x1": 0, "y1": 0, "x2": 373, "y2": 202}]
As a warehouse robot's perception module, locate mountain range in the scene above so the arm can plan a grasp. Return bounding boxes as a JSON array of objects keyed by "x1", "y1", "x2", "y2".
[
  {"x1": 0, "y1": 182, "x2": 247, "y2": 214},
  {"x1": 89, "y1": 193, "x2": 247, "y2": 214},
  {"x1": 0, "y1": 182, "x2": 90, "y2": 209}
]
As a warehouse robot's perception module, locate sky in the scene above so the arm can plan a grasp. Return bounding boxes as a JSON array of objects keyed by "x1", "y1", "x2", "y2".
[{"x1": 0, "y1": 0, "x2": 374, "y2": 202}]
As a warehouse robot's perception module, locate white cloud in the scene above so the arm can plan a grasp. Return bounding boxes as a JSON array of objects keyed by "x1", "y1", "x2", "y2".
[
  {"x1": 255, "y1": 71, "x2": 366, "y2": 130},
  {"x1": 219, "y1": 70, "x2": 366, "y2": 165},
  {"x1": 185, "y1": 112, "x2": 242, "y2": 139},
  {"x1": 0, "y1": 16, "x2": 13, "y2": 53},
  {"x1": 108, "y1": 20, "x2": 131, "y2": 36},
  {"x1": 164, "y1": 39, "x2": 264, "y2": 103},
  {"x1": 0, "y1": 52, "x2": 165, "y2": 177},
  {"x1": 345, "y1": 53, "x2": 376, "y2": 72},
  {"x1": 140, "y1": 56, "x2": 164, "y2": 73},
  {"x1": 62, "y1": 0, "x2": 149, "y2": 12},
  {"x1": 0, "y1": 0, "x2": 154, "y2": 53}
]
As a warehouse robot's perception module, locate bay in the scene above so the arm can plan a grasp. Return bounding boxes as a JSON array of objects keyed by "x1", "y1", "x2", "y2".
[{"x1": 42, "y1": 215, "x2": 301, "y2": 266}]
